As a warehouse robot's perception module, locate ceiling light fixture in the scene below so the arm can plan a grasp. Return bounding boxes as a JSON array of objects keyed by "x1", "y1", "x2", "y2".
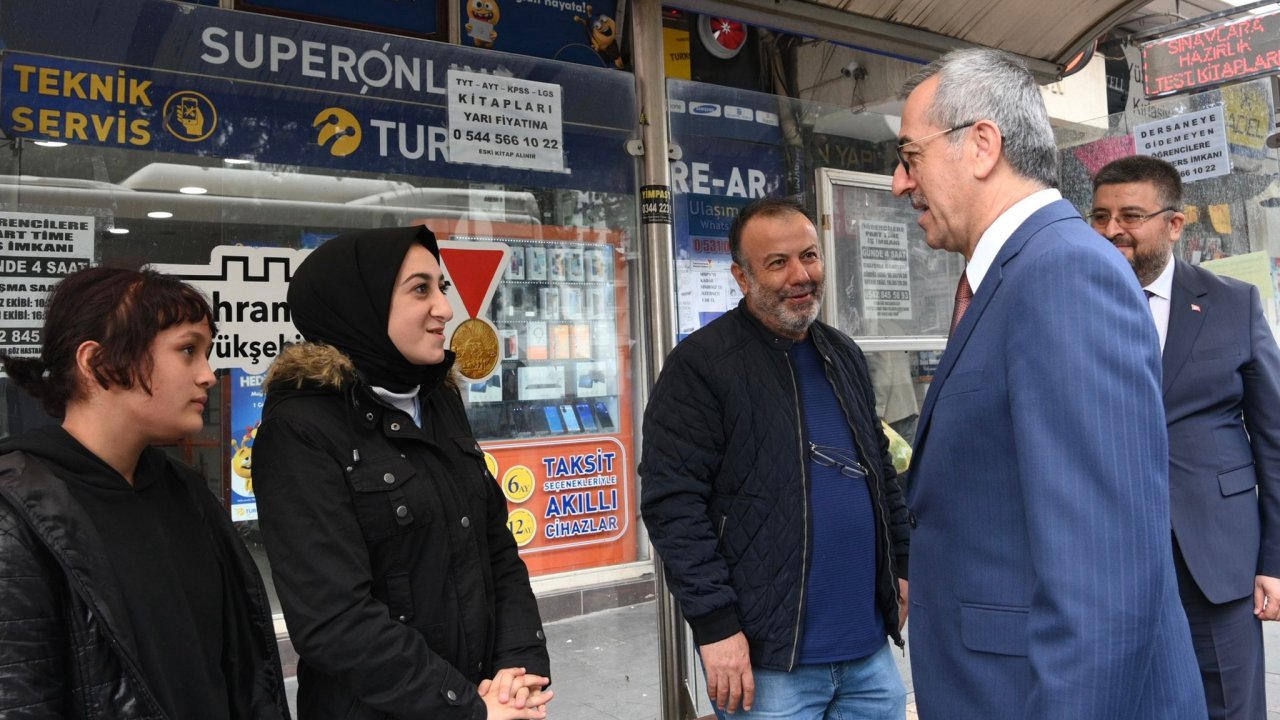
[
  {"x1": 223, "y1": 158, "x2": 252, "y2": 165},
  {"x1": 107, "y1": 227, "x2": 130, "y2": 235},
  {"x1": 147, "y1": 211, "x2": 174, "y2": 219},
  {"x1": 33, "y1": 140, "x2": 67, "y2": 148},
  {"x1": 179, "y1": 186, "x2": 208, "y2": 195}
]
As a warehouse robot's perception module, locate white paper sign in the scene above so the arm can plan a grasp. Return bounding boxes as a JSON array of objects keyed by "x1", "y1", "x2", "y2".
[
  {"x1": 1134, "y1": 105, "x2": 1232, "y2": 183},
  {"x1": 0, "y1": 211, "x2": 94, "y2": 357},
  {"x1": 152, "y1": 246, "x2": 310, "y2": 373},
  {"x1": 447, "y1": 69, "x2": 565, "y2": 173},
  {"x1": 859, "y1": 220, "x2": 912, "y2": 320}
]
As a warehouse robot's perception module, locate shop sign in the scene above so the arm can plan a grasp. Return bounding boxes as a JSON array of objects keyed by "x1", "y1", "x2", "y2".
[
  {"x1": 447, "y1": 69, "x2": 565, "y2": 173},
  {"x1": 1133, "y1": 105, "x2": 1232, "y2": 183},
  {"x1": 0, "y1": 0, "x2": 631, "y2": 131},
  {"x1": 486, "y1": 437, "x2": 629, "y2": 553},
  {"x1": 1142, "y1": 8, "x2": 1280, "y2": 98},
  {"x1": 0, "y1": 211, "x2": 93, "y2": 358},
  {"x1": 0, "y1": 52, "x2": 626, "y2": 192},
  {"x1": 859, "y1": 220, "x2": 912, "y2": 320}
]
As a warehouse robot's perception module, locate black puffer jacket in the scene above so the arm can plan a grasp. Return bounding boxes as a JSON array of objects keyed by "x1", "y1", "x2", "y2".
[
  {"x1": 0, "y1": 450, "x2": 290, "y2": 720},
  {"x1": 254, "y1": 343, "x2": 548, "y2": 720},
  {"x1": 640, "y1": 302, "x2": 910, "y2": 671}
]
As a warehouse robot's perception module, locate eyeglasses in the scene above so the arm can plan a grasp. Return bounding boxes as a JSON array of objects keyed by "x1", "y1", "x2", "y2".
[
  {"x1": 1086, "y1": 207, "x2": 1177, "y2": 230},
  {"x1": 895, "y1": 121, "x2": 977, "y2": 175},
  {"x1": 809, "y1": 442, "x2": 866, "y2": 479}
]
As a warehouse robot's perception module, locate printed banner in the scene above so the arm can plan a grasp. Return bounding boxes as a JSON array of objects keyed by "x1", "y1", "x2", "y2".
[
  {"x1": 0, "y1": 211, "x2": 94, "y2": 358},
  {"x1": 228, "y1": 369, "x2": 264, "y2": 522},
  {"x1": 459, "y1": 0, "x2": 624, "y2": 69}
]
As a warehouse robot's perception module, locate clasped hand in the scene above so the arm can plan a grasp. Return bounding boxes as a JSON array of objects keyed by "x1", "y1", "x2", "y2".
[{"x1": 479, "y1": 667, "x2": 554, "y2": 720}]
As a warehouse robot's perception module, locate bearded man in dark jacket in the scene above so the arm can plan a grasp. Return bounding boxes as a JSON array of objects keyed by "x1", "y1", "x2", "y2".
[{"x1": 640, "y1": 197, "x2": 910, "y2": 720}]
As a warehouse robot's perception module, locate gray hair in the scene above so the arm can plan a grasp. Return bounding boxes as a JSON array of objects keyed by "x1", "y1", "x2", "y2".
[{"x1": 901, "y1": 48, "x2": 1059, "y2": 188}]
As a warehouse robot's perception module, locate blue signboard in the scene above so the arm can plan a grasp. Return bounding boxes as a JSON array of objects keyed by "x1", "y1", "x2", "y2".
[
  {"x1": 0, "y1": 52, "x2": 630, "y2": 192},
  {"x1": 0, "y1": 0, "x2": 636, "y2": 192},
  {"x1": 459, "y1": 0, "x2": 624, "y2": 69}
]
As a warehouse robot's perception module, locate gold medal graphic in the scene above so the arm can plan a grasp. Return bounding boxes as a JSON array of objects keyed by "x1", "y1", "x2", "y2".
[
  {"x1": 438, "y1": 242, "x2": 512, "y2": 382},
  {"x1": 450, "y1": 317, "x2": 500, "y2": 381}
]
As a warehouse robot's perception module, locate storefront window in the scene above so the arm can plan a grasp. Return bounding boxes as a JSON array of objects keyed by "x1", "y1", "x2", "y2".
[
  {"x1": 1056, "y1": 77, "x2": 1280, "y2": 328},
  {"x1": 0, "y1": 0, "x2": 646, "y2": 613}
]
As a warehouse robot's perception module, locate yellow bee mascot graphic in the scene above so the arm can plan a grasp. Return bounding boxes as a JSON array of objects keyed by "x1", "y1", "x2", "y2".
[
  {"x1": 574, "y1": 6, "x2": 624, "y2": 69},
  {"x1": 466, "y1": 0, "x2": 501, "y2": 48},
  {"x1": 230, "y1": 424, "x2": 258, "y2": 495}
]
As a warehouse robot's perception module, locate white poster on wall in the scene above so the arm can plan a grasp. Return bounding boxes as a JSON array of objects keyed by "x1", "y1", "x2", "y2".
[
  {"x1": 0, "y1": 211, "x2": 94, "y2": 358},
  {"x1": 859, "y1": 220, "x2": 912, "y2": 320},
  {"x1": 1133, "y1": 105, "x2": 1232, "y2": 183},
  {"x1": 447, "y1": 69, "x2": 565, "y2": 173}
]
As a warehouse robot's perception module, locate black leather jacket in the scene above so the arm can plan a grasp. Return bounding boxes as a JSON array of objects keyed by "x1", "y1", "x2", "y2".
[
  {"x1": 640, "y1": 302, "x2": 910, "y2": 671},
  {"x1": 254, "y1": 343, "x2": 548, "y2": 720},
  {"x1": 0, "y1": 450, "x2": 290, "y2": 720}
]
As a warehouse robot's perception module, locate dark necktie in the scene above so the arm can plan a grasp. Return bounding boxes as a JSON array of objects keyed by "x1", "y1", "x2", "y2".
[
  {"x1": 950, "y1": 273, "x2": 973, "y2": 336},
  {"x1": 1144, "y1": 289, "x2": 1155, "y2": 299}
]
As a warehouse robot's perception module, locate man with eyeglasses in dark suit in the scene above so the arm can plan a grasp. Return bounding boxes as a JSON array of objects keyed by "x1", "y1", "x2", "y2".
[
  {"x1": 1092, "y1": 154, "x2": 1280, "y2": 720},
  {"x1": 640, "y1": 196, "x2": 910, "y2": 720}
]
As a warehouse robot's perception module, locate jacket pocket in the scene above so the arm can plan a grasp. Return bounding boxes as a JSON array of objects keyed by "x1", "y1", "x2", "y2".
[
  {"x1": 347, "y1": 456, "x2": 427, "y2": 541},
  {"x1": 960, "y1": 602, "x2": 1028, "y2": 657},
  {"x1": 937, "y1": 370, "x2": 985, "y2": 398},
  {"x1": 1192, "y1": 345, "x2": 1240, "y2": 362},
  {"x1": 1218, "y1": 463, "x2": 1257, "y2": 496},
  {"x1": 385, "y1": 572, "x2": 415, "y2": 623}
]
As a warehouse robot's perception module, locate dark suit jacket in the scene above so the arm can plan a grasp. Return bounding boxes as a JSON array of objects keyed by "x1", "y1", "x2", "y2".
[
  {"x1": 1164, "y1": 259, "x2": 1280, "y2": 604},
  {"x1": 905, "y1": 199, "x2": 1204, "y2": 720}
]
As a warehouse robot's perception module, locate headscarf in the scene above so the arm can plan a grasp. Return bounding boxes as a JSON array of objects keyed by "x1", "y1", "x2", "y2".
[{"x1": 288, "y1": 225, "x2": 443, "y2": 392}]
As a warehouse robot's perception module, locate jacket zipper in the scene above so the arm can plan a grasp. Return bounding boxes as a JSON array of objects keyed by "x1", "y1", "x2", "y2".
[
  {"x1": 784, "y1": 350, "x2": 810, "y2": 671},
  {"x1": 816, "y1": 335, "x2": 902, "y2": 644}
]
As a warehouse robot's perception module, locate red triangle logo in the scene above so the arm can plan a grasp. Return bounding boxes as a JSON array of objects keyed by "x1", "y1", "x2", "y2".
[{"x1": 438, "y1": 247, "x2": 506, "y2": 319}]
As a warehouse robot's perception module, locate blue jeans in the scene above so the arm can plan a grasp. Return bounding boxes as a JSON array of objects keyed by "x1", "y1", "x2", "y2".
[{"x1": 705, "y1": 642, "x2": 906, "y2": 720}]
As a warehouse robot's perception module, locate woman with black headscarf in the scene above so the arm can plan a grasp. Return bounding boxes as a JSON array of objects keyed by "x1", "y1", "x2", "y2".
[{"x1": 253, "y1": 226, "x2": 551, "y2": 720}]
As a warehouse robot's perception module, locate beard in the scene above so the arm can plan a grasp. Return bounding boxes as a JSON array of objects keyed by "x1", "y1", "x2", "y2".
[
  {"x1": 743, "y1": 270, "x2": 824, "y2": 337},
  {"x1": 1130, "y1": 241, "x2": 1173, "y2": 288}
]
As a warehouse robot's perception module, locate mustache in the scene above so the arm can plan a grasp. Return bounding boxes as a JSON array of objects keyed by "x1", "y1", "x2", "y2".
[{"x1": 780, "y1": 282, "x2": 820, "y2": 299}]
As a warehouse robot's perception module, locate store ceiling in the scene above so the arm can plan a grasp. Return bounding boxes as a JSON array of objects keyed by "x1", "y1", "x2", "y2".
[{"x1": 693, "y1": 0, "x2": 1246, "y2": 81}]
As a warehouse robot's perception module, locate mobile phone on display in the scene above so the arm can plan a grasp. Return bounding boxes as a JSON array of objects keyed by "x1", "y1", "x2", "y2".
[
  {"x1": 575, "y1": 402, "x2": 598, "y2": 432},
  {"x1": 544, "y1": 405, "x2": 565, "y2": 433},
  {"x1": 511, "y1": 405, "x2": 528, "y2": 434},
  {"x1": 593, "y1": 401, "x2": 615, "y2": 429},
  {"x1": 559, "y1": 404, "x2": 582, "y2": 433}
]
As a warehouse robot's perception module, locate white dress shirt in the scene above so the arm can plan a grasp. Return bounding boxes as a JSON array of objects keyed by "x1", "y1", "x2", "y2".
[
  {"x1": 1142, "y1": 257, "x2": 1175, "y2": 354},
  {"x1": 965, "y1": 188, "x2": 1063, "y2": 292}
]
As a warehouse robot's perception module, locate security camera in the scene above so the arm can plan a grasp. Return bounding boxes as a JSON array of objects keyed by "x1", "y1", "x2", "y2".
[{"x1": 840, "y1": 60, "x2": 862, "y2": 78}]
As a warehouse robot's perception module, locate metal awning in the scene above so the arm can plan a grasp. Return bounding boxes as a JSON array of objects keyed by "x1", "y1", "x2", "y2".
[{"x1": 674, "y1": 0, "x2": 1206, "y2": 82}]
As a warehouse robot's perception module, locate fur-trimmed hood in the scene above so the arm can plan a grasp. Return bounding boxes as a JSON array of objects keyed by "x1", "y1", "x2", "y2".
[
  {"x1": 264, "y1": 342, "x2": 457, "y2": 394},
  {"x1": 265, "y1": 342, "x2": 358, "y2": 392}
]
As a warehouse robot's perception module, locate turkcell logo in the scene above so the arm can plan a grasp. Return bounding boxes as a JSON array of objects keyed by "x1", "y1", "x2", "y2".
[
  {"x1": 690, "y1": 103, "x2": 722, "y2": 117},
  {"x1": 668, "y1": 99, "x2": 687, "y2": 114},
  {"x1": 724, "y1": 105, "x2": 753, "y2": 121}
]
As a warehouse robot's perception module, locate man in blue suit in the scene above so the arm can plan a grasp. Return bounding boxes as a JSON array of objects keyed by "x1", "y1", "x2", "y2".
[
  {"x1": 893, "y1": 48, "x2": 1204, "y2": 719},
  {"x1": 1092, "y1": 154, "x2": 1280, "y2": 720}
]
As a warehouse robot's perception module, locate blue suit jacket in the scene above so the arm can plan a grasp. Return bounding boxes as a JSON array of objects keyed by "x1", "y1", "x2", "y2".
[
  {"x1": 906, "y1": 200, "x2": 1204, "y2": 720},
  {"x1": 1164, "y1": 259, "x2": 1280, "y2": 603}
]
